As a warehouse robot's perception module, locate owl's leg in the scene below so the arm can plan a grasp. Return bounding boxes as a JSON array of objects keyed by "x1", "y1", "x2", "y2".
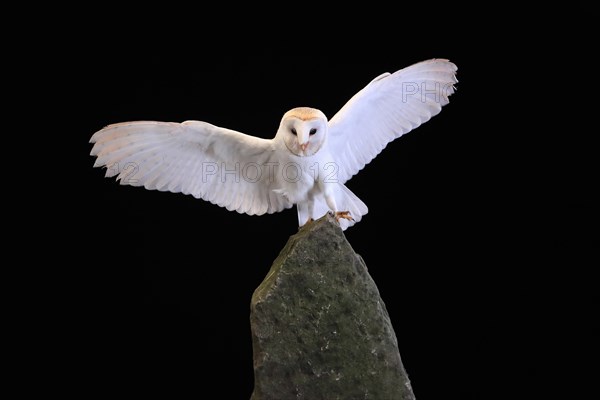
[
  {"x1": 298, "y1": 188, "x2": 319, "y2": 226},
  {"x1": 306, "y1": 196, "x2": 315, "y2": 224},
  {"x1": 297, "y1": 201, "x2": 314, "y2": 228},
  {"x1": 325, "y1": 193, "x2": 354, "y2": 222}
]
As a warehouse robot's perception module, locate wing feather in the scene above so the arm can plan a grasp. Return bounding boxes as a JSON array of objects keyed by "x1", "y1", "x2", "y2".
[
  {"x1": 328, "y1": 58, "x2": 457, "y2": 183},
  {"x1": 90, "y1": 121, "x2": 292, "y2": 215}
]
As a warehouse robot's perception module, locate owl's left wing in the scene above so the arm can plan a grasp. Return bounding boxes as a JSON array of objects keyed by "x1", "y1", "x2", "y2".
[{"x1": 327, "y1": 58, "x2": 457, "y2": 183}]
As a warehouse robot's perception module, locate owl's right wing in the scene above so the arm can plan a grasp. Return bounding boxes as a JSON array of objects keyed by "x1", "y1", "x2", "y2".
[{"x1": 90, "y1": 120, "x2": 293, "y2": 215}]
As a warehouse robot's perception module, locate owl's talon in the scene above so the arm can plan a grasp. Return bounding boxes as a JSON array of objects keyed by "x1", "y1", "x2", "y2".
[
  {"x1": 335, "y1": 211, "x2": 354, "y2": 222},
  {"x1": 302, "y1": 218, "x2": 314, "y2": 227}
]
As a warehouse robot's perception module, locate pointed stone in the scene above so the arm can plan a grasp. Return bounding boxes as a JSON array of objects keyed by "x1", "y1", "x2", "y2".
[{"x1": 250, "y1": 213, "x2": 416, "y2": 400}]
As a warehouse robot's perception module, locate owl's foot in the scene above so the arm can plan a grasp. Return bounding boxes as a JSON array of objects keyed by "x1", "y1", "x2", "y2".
[{"x1": 335, "y1": 211, "x2": 354, "y2": 222}]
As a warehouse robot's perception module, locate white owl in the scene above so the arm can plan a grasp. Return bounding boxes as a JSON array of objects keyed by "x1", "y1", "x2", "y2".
[{"x1": 90, "y1": 59, "x2": 457, "y2": 230}]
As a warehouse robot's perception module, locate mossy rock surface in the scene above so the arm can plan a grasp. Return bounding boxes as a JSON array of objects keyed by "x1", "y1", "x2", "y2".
[{"x1": 250, "y1": 214, "x2": 416, "y2": 400}]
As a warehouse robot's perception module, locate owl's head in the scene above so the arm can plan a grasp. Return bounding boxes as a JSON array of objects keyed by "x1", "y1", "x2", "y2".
[{"x1": 278, "y1": 107, "x2": 327, "y2": 157}]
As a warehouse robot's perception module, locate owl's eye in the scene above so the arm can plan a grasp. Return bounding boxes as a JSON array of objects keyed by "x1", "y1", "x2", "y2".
[
  {"x1": 309, "y1": 128, "x2": 317, "y2": 135},
  {"x1": 291, "y1": 128, "x2": 297, "y2": 135}
]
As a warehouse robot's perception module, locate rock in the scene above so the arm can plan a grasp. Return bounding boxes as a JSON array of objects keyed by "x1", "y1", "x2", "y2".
[{"x1": 250, "y1": 213, "x2": 416, "y2": 400}]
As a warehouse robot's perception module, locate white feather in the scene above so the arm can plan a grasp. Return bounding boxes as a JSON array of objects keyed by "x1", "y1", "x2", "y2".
[
  {"x1": 328, "y1": 58, "x2": 457, "y2": 183},
  {"x1": 90, "y1": 121, "x2": 293, "y2": 215}
]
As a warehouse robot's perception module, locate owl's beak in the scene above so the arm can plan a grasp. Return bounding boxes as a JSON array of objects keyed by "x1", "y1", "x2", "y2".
[{"x1": 300, "y1": 143, "x2": 308, "y2": 152}]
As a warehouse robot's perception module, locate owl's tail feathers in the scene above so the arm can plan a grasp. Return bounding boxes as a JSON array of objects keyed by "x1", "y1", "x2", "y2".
[
  {"x1": 336, "y1": 184, "x2": 368, "y2": 230},
  {"x1": 304, "y1": 184, "x2": 367, "y2": 230}
]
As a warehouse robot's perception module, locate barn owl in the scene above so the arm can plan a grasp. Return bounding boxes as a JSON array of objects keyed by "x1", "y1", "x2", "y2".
[{"x1": 90, "y1": 58, "x2": 457, "y2": 230}]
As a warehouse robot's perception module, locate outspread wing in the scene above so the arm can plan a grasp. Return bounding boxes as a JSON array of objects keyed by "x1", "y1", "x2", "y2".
[
  {"x1": 328, "y1": 58, "x2": 457, "y2": 183},
  {"x1": 90, "y1": 121, "x2": 292, "y2": 215}
]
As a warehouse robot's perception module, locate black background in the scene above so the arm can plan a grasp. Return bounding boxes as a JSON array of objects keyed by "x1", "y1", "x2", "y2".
[{"x1": 62, "y1": 19, "x2": 597, "y2": 399}]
